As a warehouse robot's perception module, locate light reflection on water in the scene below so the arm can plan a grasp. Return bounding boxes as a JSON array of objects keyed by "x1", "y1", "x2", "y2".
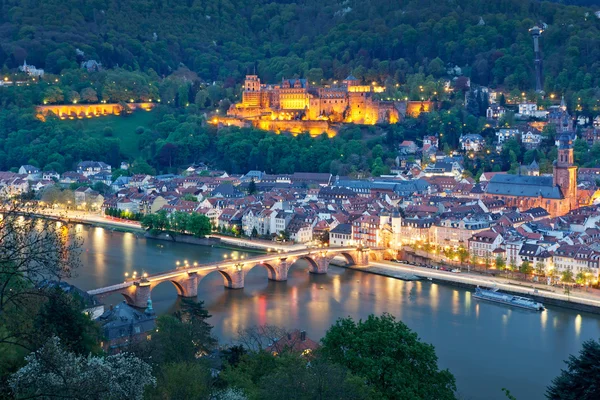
[{"x1": 69, "y1": 226, "x2": 600, "y2": 400}]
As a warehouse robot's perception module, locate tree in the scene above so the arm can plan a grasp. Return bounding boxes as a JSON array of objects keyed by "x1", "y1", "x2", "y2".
[
  {"x1": 0, "y1": 203, "x2": 81, "y2": 316},
  {"x1": 320, "y1": 314, "x2": 456, "y2": 399},
  {"x1": 174, "y1": 299, "x2": 217, "y2": 356},
  {"x1": 247, "y1": 179, "x2": 257, "y2": 195},
  {"x1": 519, "y1": 260, "x2": 532, "y2": 276},
  {"x1": 145, "y1": 361, "x2": 213, "y2": 400},
  {"x1": 80, "y1": 87, "x2": 98, "y2": 103},
  {"x1": 130, "y1": 158, "x2": 156, "y2": 175},
  {"x1": 561, "y1": 270, "x2": 574, "y2": 287},
  {"x1": 32, "y1": 289, "x2": 101, "y2": 356},
  {"x1": 9, "y1": 337, "x2": 155, "y2": 400},
  {"x1": 182, "y1": 194, "x2": 198, "y2": 202},
  {"x1": 576, "y1": 272, "x2": 586, "y2": 285},
  {"x1": 546, "y1": 338, "x2": 600, "y2": 400},
  {"x1": 535, "y1": 262, "x2": 546, "y2": 276},
  {"x1": 171, "y1": 211, "x2": 190, "y2": 234},
  {"x1": 457, "y1": 247, "x2": 469, "y2": 266},
  {"x1": 147, "y1": 315, "x2": 199, "y2": 364},
  {"x1": 186, "y1": 213, "x2": 212, "y2": 238},
  {"x1": 508, "y1": 258, "x2": 517, "y2": 277},
  {"x1": 66, "y1": 90, "x2": 81, "y2": 104},
  {"x1": 146, "y1": 301, "x2": 216, "y2": 365},
  {"x1": 43, "y1": 86, "x2": 64, "y2": 104},
  {"x1": 221, "y1": 350, "x2": 370, "y2": 400}
]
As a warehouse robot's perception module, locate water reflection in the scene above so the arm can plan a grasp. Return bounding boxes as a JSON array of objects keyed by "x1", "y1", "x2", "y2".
[
  {"x1": 452, "y1": 290, "x2": 460, "y2": 315},
  {"x1": 70, "y1": 226, "x2": 600, "y2": 400},
  {"x1": 430, "y1": 284, "x2": 439, "y2": 311},
  {"x1": 541, "y1": 310, "x2": 547, "y2": 331}
]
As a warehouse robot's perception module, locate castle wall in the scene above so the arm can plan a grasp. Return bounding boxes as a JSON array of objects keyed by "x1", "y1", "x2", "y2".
[
  {"x1": 36, "y1": 103, "x2": 154, "y2": 121},
  {"x1": 406, "y1": 101, "x2": 433, "y2": 118},
  {"x1": 254, "y1": 120, "x2": 336, "y2": 138},
  {"x1": 279, "y1": 88, "x2": 310, "y2": 110}
]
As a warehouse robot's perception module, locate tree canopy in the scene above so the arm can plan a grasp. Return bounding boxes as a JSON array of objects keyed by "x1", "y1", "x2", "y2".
[
  {"x1": 546, "y1": 338, "x2": 600, "y2": 400},
  {"x1": 320, "y1": 313, "x2": 457, "y2": 399}
]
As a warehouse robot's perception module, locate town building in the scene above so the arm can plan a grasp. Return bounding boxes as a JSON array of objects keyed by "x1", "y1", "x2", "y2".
[
  {"x1": 77, "y1": 161, "x2": 111, "y2": 177},
  {"x1": 18, "y1": 60, "x2": 44, "y2": 77},
  {"x1": 459, "y1": 134, "x2": 485, "y2": 152},
  {"x1": 485, "y1": 133, "x2": 580, "y2": 217},
  {"x1": 95, "y1": 300, "x2": 156, "y2": 354},
  {"x1": 329, "y1": 223, "x2": 353, "y2": 246},
  {"x1": 496, "y1": 128, "x2": 520, "y2": 144}
]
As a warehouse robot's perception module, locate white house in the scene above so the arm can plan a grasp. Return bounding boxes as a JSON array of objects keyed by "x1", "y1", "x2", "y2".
[
  {"x1": 19, "y1": 60, "x2": 44, "y2": 77},
  {"x1": 329, "y1": 223, "x2": 353, "y2": 247},
  {"x1": 459, "y1": 134, "x2": 485, "y2": 152},
  {"x1": 496, "y1": 128, "x2": 520, "y2": 144},
  {"x1": 77, "y1": 161, "x2": 111, "y2": 177},
  {"x1": 18, "y1": 165, "x2": 40, "y2": 180},
  {"x1": 521, "y1": 130, "x2": 543, "y2": 149},
  {"x1": 468, "y1": 230, "x2": 503, "y2": 259},
  {"x1": 517, "y1": 103, "x2": 548, "y2": 119}
]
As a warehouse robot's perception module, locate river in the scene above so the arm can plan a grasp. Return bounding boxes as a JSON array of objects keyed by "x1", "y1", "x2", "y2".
[{"x1": 69, "y1": 225, "x2": 600, "y2": 400}]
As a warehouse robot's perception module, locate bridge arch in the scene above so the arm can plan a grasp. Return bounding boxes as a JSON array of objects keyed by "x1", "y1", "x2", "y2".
[
  {"x1": 150, "y1": 279, "x2": 186, "y2": 297},
  {"x1": 197, "y1": 269, "x2": 234, "y2": 288},
  {"x1": 293, "y1": 255, "x2": 320, "y2": 273},
  {"x1": 244, "y1": 262, "x2": 277, "y2": 280},
  {"x1": 338, "y1": 252, "x2": 356, "y2": 265},
  {"x1": 121, "y1": 292, "x2": 135, "y2": 305}
]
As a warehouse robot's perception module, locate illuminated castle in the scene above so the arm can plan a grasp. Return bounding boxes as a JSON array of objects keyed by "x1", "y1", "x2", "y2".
[{"x1": 219, "y1": 75, "x2": 413, "y2": 136}]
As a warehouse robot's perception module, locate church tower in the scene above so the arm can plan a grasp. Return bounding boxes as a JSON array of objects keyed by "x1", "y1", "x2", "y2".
[{"x1": 553, "y1": 133, "x2": 578, "y2": 211}]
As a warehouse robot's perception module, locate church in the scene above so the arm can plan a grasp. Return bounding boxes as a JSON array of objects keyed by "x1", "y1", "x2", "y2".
[{"x1": 486, "y1": 133, "x2": 579, "y2": 217}]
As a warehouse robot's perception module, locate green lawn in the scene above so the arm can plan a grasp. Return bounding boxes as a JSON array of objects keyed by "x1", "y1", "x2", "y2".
[{"x1": 59, "y1": 111, "x2": 155, "y2": 159}]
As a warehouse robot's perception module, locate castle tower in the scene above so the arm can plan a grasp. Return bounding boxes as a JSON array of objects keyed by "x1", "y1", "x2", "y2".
[
  {"x1": 242, "y1": 75, "x2": 261, "y2": 107},
  {"x1": 553, "y1": 133, "x2": 577, "y2": 211},
  {"x1": 530, "y1": 26, "x2": 544, "y2": 93}
]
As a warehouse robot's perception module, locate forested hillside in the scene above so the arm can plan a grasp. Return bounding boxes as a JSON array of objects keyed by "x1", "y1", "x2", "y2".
[{"x1": 1, "y1": 0, "x2": 600, "y2": 92}]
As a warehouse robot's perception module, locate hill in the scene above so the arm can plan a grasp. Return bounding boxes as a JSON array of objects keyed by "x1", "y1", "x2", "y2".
[{"x1": 1, "y1": 0, "x2": 599, "y2": 92}]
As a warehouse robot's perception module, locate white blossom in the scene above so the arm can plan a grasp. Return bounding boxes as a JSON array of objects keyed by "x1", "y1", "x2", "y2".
[{"x1": 10, "y1": 337, "x2": 155, "y2": 400}]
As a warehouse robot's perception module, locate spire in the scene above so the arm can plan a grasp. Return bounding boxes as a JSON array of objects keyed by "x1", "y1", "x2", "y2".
[{"x1": 560, "y1": 95, "x2": 566, "y2": 112}]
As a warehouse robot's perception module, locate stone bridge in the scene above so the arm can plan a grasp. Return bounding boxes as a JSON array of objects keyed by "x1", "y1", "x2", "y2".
[{"x1": 87, "y1": 246, "x2": 386, "y2": 308}]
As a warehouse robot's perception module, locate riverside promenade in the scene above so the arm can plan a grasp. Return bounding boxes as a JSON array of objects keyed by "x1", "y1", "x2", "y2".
[
  {"x1": 30, "y1": 209, "x2": 144, "y2": 232},
  {"x1": 358, "y1": 260, "x2": 600, "y2": 314}
]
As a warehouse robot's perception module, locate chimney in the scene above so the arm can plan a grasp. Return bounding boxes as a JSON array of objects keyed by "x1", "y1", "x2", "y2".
[
  {"x1": 300, "y1": 330, "x2": 306, "y2": 341},
  {"x1": 287, "y1": 333, "x2": 292, "y2": 340}
]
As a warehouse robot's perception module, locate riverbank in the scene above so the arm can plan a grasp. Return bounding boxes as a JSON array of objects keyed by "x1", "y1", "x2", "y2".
[
  {"x1": 208, "y1": 234, "x2": 307, "y2": 251},
  {"x1": 145, "y1": 232, "x2": 268, "y2": 254},
  {"x1": 29, "y1": 211, "x2": 145, "y2": 233},
  {"x1": 350, "y1": 261, "x2": 600, "y2": 315}
]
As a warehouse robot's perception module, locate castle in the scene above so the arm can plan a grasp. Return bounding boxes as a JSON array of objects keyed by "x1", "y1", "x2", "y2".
[
  {"x1": 486, "y1": 133, "x2": 580, "y2": 217},
  {"x1": 216, "y1": 75, "x2": 429, "y2": 136}
]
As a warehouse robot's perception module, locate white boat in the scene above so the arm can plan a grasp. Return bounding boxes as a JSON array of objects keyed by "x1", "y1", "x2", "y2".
[{"x1": 473, "y1": 286, "x2": 545, "y2": 311}]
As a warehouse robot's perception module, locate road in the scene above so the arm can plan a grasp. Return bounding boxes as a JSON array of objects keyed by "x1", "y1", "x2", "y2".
[
  {"x1": 369, "y1": 260, "x2": 600, "y2": 308},
  {"x1": 209, "y1": 234, "x2": 307, "y2": 251},
  {"x1": 33, "y1": 208, "x2": 143, "y2": 231}
]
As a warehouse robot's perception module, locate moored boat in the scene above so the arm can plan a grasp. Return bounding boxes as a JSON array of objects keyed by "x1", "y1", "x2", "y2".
[{"x1": 473, "y1": 286, "x2": 545, "y2": 311}]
